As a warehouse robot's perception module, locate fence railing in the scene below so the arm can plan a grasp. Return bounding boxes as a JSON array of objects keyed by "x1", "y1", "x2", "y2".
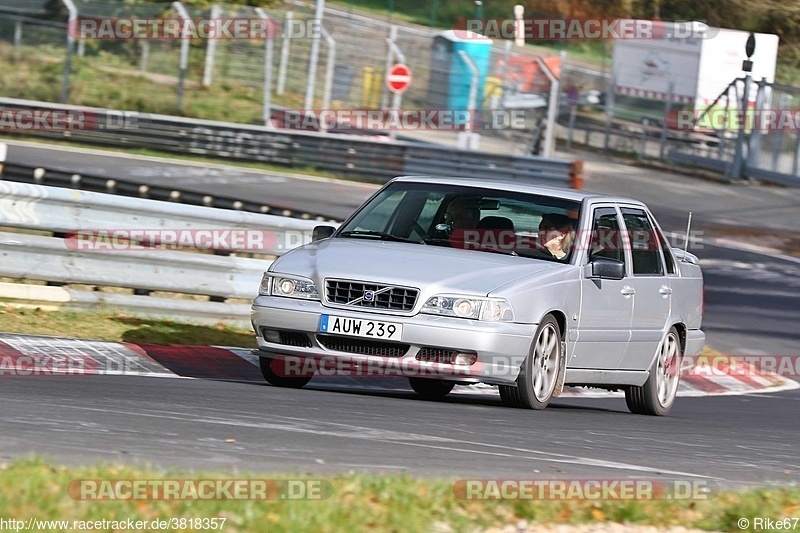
[
  {"x1": 0, "y1": 179, "x2": 325, "y2": 324},
  {"x1": 0, "y1": 97, "x2": 580, "y2": 187}
]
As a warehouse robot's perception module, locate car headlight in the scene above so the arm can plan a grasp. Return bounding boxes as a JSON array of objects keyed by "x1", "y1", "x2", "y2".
[
  {"x1": 260, "y1": 274, "x2": 319, "y2": 300},
  {"x1": 421, "y1": 295, "x2": 514, "y2": 322}
]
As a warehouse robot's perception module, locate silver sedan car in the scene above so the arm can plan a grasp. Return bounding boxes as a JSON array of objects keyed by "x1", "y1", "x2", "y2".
[{"x1": 251, "y1": 177, "x2": 705, "y2": 415}]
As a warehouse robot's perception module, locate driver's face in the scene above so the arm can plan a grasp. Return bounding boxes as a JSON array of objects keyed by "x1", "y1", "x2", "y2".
[
  {"x1": 539, "y1": 227, "x2": 563, "y2": 249},
  {"x1": 446, "y1": 203, "x2": 479, "y2": 229}
]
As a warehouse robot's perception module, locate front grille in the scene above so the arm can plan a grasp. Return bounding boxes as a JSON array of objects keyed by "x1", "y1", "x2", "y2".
[
  {"x1": 261, "y1": 329, "x2": 312, "y2": 348},
  {"x1": 326, "y1": 279, "x2": 418, "y2": 312},
  {"x1": 416, "y1": 347, "x2": 459, "y2": 364},
  {"x1": 317, "y1": 335, "x2": 409, "y2": 357}
]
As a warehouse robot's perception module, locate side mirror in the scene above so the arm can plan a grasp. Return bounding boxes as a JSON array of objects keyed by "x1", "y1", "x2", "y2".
[
  {"x1": 312, "y1": 225, "x2": 336, "y2": 241},
  {"x1": 590, "y1": 257, "x2": 625, "y2": 280}
]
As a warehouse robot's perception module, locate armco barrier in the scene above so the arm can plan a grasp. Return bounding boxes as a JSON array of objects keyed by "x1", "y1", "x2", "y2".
[
  {"x1": 0, "y1": 180, "x2": 327, "y2": 324},
  {"x1": 0, "y1": 97, "x2": 576, "y2": 187}
]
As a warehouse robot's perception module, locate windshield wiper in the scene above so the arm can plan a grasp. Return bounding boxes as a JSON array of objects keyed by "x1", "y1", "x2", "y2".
[{"x1": 339, "y1": 230, "x2": 425, "y2": 244}]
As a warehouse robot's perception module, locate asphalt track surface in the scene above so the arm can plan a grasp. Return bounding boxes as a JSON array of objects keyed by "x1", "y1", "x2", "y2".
[{"x1": 1, "y1": 141, "x2": 798, "y2": 487}]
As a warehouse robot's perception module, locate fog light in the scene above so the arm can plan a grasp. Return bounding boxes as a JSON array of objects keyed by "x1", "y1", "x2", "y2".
[
  {"x1": 453, "y1": 353, "x2": 478, "y2": 366},
  {"x1": 262, "y1": 329, "x2": 281, "y2": 343}
]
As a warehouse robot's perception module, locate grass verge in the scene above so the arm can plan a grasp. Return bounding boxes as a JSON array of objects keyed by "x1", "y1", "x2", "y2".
[
  {"x1": 0, "y1": 306, "x2": 256, "y2": 348},
  {"x1": 0, "y1": 458, "x2": 798, "y2": 532}
]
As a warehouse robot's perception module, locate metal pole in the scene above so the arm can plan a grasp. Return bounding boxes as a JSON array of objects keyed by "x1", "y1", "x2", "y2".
[
  {"x1": 172, "y1": 2, "x2": 191, "y2": 111},
  {"x1": 255, "y1": 8, "x2": 274, "y2": 127},
  {"x1": 304, "y1": 0, "x2": 326, "y2": 110},
  {"x1": 386, "y1": 31, "x2": 407, "y2": 140},
  {"x1": 277, "y1": 12, "x2": 292, "y2": 95},
  {"x1": 140, "y1": 41, "x2": 150, "y2": 72},
  {"x1": 567, "y1": 104, "x2": 576, "y2": 149},
  {"x1": 13, "y1": 21, "x2": 22, "y2": 49},
  {"x1": 500, "y1": 40, "x2": 511, "y2": 109},
  {"x1": 381, "y1": 25, "x2": 398, "y2": 110},
  {"x1": 659, "y1": 80, "x2": 673, "y2": 161},
  {"x1": 61, "y1": 0, "x2": 78, "y2": 103},
  {"x1": 457, "y1": 50, "x2": 479, "y2": 149},
  {"x1": 203, "y1": 4, "x2": 222, "y2": 87},
  {"x1": 793, "y1": 126, "x2": 800, "y2": 177},
  {"x1": 730, "y1": 74, "x2": 751, "y2": 179},
  {"x1": 534, "y1": 54, "x2": 561, "y2": 158},
  {"x1": 748, "y1": 78, "x2": 768, "y2": 171},
  {"x1": 604, "y1": 72, "x2": 617, "y2": 151},
  {"x1": 638, "y1": 118, "x2": 648, "y2": 161},
  {"x1": 320, "y1": 27, "x2": 336, "y2": 112}
]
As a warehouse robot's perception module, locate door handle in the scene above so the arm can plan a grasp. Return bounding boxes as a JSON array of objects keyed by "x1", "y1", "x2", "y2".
[
  {"x1": 659, "y1": 286, "x2": 673, "y2": 296},
  {"x1": 621, "y1": 286, "x2": 636, "y2": 296}
]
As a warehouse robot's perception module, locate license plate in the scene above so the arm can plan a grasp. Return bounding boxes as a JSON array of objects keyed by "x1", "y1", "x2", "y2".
[{"x1": 319, "y1": 315, "x2": 403, "y2": 341}]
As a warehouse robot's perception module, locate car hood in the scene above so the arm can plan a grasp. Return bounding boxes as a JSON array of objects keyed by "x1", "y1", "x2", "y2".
[{"x1": 269, "y1": 238, "x2": 561, "y2": 296}]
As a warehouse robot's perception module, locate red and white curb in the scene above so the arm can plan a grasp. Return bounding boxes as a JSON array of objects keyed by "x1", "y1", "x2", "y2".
[{"x1": 0, "y1": 333, "x2": 797, "y2": 398}]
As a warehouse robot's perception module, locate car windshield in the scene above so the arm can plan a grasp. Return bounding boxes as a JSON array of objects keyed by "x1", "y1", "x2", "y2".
[{"x1": 337, "y1": 181, "x2": 582, "y2": 262}]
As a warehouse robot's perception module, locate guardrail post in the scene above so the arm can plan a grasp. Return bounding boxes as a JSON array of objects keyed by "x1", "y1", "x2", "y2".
[
  {"x1": 203, "y1": 4, "x2": 222, "y2": 87},
  {"x1": 0, "y1": 143, "x2": 6, "y2": 175},
  {"x1": 569, "y1": 160, "x2": 584, "y2": 190}
]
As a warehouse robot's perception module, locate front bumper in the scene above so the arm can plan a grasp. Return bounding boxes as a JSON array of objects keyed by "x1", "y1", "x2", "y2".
[{"x1": 251, "y1": 296, "x2": 537, "y2": 385}]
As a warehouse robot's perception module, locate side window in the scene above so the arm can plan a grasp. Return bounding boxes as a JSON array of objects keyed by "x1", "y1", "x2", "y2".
[
  {"x1": 589, "y1": 207, "x2": 626, "y2": 265},
  {"x1": 621, "y1": 208, "x2": 664, "y2": 276}
]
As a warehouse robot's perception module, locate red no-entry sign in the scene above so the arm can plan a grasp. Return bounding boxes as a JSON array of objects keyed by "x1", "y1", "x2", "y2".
[{"x1": 387, "y1": 64, "x2": 412, "y2": 94}]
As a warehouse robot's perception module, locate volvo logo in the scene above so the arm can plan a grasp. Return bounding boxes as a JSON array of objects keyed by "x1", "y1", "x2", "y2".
[{"x1": 363, "y1": 290, "x2": 375, "y2": 302}]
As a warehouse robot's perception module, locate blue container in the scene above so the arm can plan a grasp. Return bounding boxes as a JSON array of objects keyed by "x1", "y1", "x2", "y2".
[{"x1": 427, "y1": 31, "x2": 493, "y2": 113}]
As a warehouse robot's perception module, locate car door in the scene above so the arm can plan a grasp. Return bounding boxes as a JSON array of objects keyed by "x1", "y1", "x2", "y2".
[
  {"x1": 572, "y1": 206, "x2": 633, "y2": 369},
  {"x1": 618, "y1": 207, "x2": 672, "y2": 370}
]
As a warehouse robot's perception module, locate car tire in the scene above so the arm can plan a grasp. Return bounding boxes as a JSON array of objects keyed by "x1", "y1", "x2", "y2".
[
  {"x1": 408, "y1": 377, "x2": 455, "y2": 399},
  {"x1": 259, "y1": 357, "x2": 313, "y2": 388},
  {"x1": 500, "y1": 315, "x2": 563, "y2": 410},
  {"x1": 625, "y1": 327, "x2": 681, "y2": 416}
]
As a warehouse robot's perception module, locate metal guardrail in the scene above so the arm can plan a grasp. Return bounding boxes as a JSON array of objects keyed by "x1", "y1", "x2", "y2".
[
  {"x1": 0, "y1": 162, "x2": 336, "y2": 221},
  {"x1": 0, "y1": 180, "x2": 327, "y2": 323},
  {"x1": 0, "y1": 97, "x2": 580, "y2": 188}
]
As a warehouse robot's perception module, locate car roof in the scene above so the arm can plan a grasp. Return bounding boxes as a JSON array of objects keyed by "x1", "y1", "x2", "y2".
[{"x1": 390, "y1": 176, "x2": 645, "y2": 206}]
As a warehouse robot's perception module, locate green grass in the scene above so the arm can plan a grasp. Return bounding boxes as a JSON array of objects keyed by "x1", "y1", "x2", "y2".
[
  {"x1": 0, "y1": 306, "x2": 256, "y2": 348},
  {"x1": 0, "y1": 42, "x2": 293, "y2": 125},
  {"x1": 0, "y1": 458, "x2": 798, "y2": 532}
]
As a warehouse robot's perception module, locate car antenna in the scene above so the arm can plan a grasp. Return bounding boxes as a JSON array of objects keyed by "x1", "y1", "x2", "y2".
[{"x1": 682, "y1": 212, "x2": 692, "y2": 261}]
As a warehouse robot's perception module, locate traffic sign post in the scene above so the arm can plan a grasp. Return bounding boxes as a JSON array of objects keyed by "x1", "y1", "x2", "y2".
[{"x1": 386, "y1": 64, "x2": 411, "y2": 139}]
